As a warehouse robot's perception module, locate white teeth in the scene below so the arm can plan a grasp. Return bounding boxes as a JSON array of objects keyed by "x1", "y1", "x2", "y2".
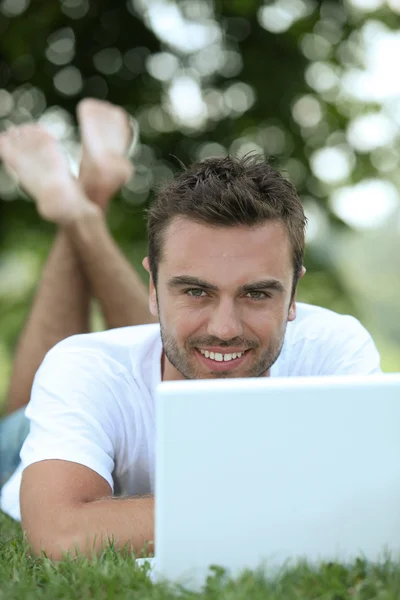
[{"x1": 199, "y1": 349, "x2": 245, "y2": 362}]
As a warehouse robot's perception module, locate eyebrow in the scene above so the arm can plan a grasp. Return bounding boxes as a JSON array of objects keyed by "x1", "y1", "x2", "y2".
[{"x1": 167, "y1": 276, "x2": 286, "y2": 294}]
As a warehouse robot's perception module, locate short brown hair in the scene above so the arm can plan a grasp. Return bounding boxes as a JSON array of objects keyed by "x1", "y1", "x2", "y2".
[{"x1": 147, "y1": 154, "x2": 307, "y2": 296}]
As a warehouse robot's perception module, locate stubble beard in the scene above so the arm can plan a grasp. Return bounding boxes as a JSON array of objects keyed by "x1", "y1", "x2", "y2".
[{"x1": 159, "y1": 320, "x2": 286, "y2": 380}]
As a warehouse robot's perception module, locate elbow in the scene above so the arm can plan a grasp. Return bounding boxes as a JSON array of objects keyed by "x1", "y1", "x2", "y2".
[
  {"x1": 23, "y1": 529, "x2": 84, "y2": 562},
  {"x1": 25, "y1": 539, "x2": 67, "y2": 562}
]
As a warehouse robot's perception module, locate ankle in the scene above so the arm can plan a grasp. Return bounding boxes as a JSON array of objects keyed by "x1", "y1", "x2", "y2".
[
  {"x1": 62, "y1": 198, "x2": 103, "y2": 230},
  {"x1": 79, "y1": 155, "x2": 132, "y2": 203}
]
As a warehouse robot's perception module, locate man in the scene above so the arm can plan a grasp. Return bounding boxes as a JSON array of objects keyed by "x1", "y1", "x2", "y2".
[{"x1": 0, "y1": 100, "x2": 381, "y2": 562}]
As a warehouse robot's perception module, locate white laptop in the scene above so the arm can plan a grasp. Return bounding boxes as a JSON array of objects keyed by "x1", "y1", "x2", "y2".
[{"x1": 151, "y1": 373, "x2": 400, "y2": 589}]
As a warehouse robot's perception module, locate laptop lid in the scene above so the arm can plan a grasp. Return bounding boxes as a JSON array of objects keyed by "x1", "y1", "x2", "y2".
[{"x1": 155, "y1": 373, "x2": 400, "y2": 588}]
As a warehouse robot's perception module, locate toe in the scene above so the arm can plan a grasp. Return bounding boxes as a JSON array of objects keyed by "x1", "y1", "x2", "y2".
[{"x1": 77, "y1": 97, "x2": 105, "y2": 117}]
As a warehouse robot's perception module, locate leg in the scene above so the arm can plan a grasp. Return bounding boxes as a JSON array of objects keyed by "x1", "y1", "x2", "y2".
[
  {"x1": 72, "y1": 99, "x2": 154, "y2": 329},
  {"x1": 1, "y1": 126, "x2": 92, "y2": 416},
  {"x1": 0, "y1": 408, "x2": 30, "y2": 488},
  {"x1": 1, "y1": 103, "x2": 137, "y2": 416},
  {"x1": 77, "y1": 98, "x2": 133, "y2": 210}
]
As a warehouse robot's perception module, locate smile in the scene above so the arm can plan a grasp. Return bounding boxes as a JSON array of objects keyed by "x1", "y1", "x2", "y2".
[{"x1": 198, "y1": 349, "x2": 246, "y2": 362}]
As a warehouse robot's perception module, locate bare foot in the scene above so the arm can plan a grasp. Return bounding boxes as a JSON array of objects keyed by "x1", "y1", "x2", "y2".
[
  {"x1": 77, "y1": 99, "x2": 134, "y2": 210},
  {"x1": 0, "y1": 124, "x2": 98, "y2": 226}
]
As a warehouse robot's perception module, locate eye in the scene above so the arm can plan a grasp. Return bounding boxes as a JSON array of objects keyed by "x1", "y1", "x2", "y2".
[
  {"x1": 245, "y1": 290, "x2": 270, "y2": 300},
  {"x1": 185, "y1": 288, "x2": 207, "y2": 297}
]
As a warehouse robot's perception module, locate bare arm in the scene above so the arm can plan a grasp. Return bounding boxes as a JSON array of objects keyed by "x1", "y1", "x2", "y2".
[
  {"x1": 20, "y1": 460, "x2": 154, "y2": 561},
  {"x1": 3, "y1": 233, "x2": 89, "y2": 415},
  {"x1": 65, "y1": 205, "x2": 156, "y2": 329},
  {"x1": 67, "y1": 496, "x2": 154, "y2": 559}
]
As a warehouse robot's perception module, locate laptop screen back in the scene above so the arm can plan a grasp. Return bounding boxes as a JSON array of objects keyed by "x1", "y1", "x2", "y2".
[{"x1": 155, "y1": 374, "x2": 400, "y2": 588}]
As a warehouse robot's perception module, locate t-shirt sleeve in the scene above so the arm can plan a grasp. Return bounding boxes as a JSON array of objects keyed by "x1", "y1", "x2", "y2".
[
  {"x1": 20, "y1": 345, "x2": 129, "y2": 493},
  {"x1": 316, "y1": 316, "x2": 382, "y2": 375}
]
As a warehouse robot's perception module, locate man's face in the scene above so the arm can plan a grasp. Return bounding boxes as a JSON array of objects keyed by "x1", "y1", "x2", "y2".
[{"x1": 143, "y1": 217, "x2": 304, "y2": 381}]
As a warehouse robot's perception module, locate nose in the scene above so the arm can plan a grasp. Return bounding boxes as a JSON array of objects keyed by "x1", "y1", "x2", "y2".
[{"x1": 207, "y1": 297, "x2": 244, "y2": 341}]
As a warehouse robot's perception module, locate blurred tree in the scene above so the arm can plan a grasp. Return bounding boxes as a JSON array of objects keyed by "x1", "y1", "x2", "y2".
[{"x1": 0, "y1": 0, "x2": 398, "y2": 397}]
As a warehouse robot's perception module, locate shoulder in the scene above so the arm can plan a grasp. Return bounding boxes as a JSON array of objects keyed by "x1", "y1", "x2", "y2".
[
  {"x1": 275, "y1": 303, "x2": 381, "y2": 376},
  {"x1": 32, "y1": 323, "x2": 162, "y2": 402},
  {"x1": 54, "y1": 323, "x2": 161, "y2": 357},
  {"x1": 25, "y1": 324, "x2": 162, "y2": 448},
  {"x1": 290, "y1": 303, "x2": 369, "y2": 341},
  {"x1": 44, "y1": 323, "x2": 161, "y2": 373}
]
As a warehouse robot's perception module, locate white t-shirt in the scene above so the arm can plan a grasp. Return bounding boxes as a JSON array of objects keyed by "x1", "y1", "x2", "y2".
[{"x1": 0, "y1": 303, "x2": 381, "y2": 521}]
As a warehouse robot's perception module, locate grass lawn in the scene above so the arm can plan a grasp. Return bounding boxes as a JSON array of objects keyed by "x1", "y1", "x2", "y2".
[{"x1": 2, "y1": 510, "x2": 400, "y2": 599}]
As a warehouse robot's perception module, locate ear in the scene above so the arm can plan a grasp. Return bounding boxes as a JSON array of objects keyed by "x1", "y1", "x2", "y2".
[
  {"x1": 299, "y1": 265, "x2": 306, "y2": 279},
  {"x1": 288, "y1": 294, "x2": 297, "y2": 322},
  {"x1": 288, "y1": 265, "x2": 306, "y2": 322},
  {"x1": 142, "y1": 256, "x2": 150, "y2": 273},
  {"x1": 142, "y1": 257, "x2": 158, "y2": 317}
]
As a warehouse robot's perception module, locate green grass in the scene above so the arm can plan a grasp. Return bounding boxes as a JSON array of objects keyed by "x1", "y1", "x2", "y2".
[{"x1": 2, "y1": 510, "x2": 400, "y2": 600}]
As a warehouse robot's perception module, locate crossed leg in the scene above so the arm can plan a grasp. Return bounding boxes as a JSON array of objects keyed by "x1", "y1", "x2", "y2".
[{"x1": 0, "y1": 99, "x2": 154, "y2": 416}]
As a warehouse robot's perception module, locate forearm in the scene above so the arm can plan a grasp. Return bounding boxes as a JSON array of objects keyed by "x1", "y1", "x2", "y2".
[
  {"x1": 65, "y1": 206, "x2": 155, "y2": 329},
  {"x1": 4, "y1": 232, "x2": 89, "y2": 415},
  {"x1": 61, "y1": 496, "x2": 154, "y2": 560}
]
